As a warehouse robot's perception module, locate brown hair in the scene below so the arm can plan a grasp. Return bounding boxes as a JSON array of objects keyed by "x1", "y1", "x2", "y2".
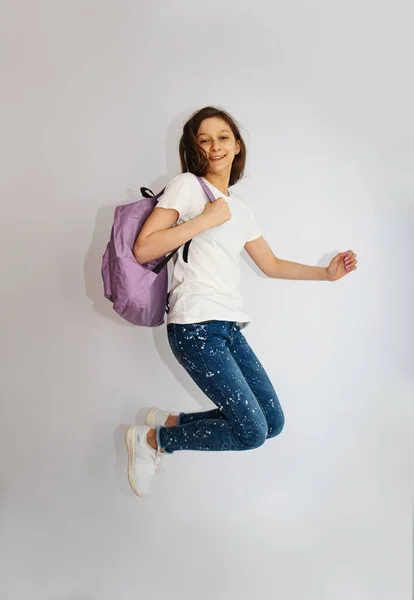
[{"x1": 179, "y1": 106, "x2": 246, "y2": 187}]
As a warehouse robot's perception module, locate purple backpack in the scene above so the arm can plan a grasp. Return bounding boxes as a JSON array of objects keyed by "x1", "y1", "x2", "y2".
[{"x1": 101, "y1": 175, "x2": 215, "y2": 326}]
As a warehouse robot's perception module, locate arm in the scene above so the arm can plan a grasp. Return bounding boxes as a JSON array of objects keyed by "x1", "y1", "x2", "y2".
[
  {"x1": 244, "y1": 237, "x2": 329, "y2": 281},
  {"x1": 133, "y1": 208, "x2": 209, "y2": 264},
  {"x1": 244, "y1": 237, "x2": 358, "y2": 281},
  {"x1": 134, "y1": 196, "x2": 231, "y2": 264}
]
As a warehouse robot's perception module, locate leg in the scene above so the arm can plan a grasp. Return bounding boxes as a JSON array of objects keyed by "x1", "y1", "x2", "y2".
[
  {"x1": 177, "y1": 408, "x2": 226, "y2": 425},
  {"x1": 229, "y1": 327, "x2": 285, "y2": 439},
  {"x1": 167, "y1": 324, "x2": 285, "y2": 439},
  {"x1": 158, "y1": 321, "x2": 268, "y2": 453}
]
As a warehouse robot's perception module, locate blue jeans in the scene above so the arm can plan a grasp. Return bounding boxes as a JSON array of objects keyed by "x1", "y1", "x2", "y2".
[{"x1": 157, "y1": 321, "x2": 285, "y2": 453}]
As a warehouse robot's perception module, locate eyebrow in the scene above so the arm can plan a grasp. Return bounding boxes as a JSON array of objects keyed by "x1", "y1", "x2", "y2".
[{"x1": 197, "y1": 129, "x2": 231, "y2": 137}]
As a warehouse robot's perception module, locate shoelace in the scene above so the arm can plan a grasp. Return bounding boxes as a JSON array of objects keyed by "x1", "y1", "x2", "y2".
[
  {"x1": 139, "y1": 446, "x2": 163, "y2": 475},
  {"x1": 154, "y1": 448, "x2": 162, "y2": 470},
  {"x1": 144, "y1": 447, "x2": 162, "y2": 471}
]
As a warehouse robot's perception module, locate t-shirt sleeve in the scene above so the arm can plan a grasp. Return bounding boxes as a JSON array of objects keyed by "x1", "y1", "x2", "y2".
[
  {"x1": 245, "y1": 207, "x2": 262, "y2": 242},
  {"x1": 155, "y1": 174, "x2": 192, "y2": 220}
]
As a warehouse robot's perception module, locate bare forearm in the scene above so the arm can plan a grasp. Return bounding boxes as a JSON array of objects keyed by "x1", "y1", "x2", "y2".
[
  {"x1": 134, "y1": 215, "x2": 209, "y2": 264},
  {"x1": 268, "y1": 258, "x2": 330, "y2": 281}
]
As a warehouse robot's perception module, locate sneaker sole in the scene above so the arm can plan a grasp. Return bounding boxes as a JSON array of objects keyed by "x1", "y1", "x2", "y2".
[{"x1": 125, "y1": 425, "x2": 142, "y2": 497}]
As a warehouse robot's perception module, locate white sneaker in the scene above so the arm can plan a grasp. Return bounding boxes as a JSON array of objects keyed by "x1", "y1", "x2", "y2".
[
  {"x1": 125, "y1": 425, "x2": 162, "y2": 497},
  {"x1": 145, "y1": 407, "x2": 177, "y2": 428}
]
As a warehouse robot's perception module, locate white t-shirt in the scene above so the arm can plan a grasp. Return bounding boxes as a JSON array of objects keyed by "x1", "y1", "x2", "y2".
[{"x1": 155, "y1": 173, "x2": 262, "y2": 329}]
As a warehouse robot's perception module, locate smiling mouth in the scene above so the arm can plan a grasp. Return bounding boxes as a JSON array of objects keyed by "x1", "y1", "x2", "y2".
[{"x1": 210, "y1": 155, "x2": 226, "y2": 161}]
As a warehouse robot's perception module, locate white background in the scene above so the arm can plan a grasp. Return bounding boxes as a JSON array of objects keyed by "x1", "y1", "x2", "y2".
[{"x1": 1, "y1": 1, "x2": 413, "y2": 599}]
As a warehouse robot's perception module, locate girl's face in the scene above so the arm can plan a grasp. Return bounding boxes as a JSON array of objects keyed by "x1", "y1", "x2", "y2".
[{"x1": 196, "y1": 117, "x2": 240, "y2": 176}]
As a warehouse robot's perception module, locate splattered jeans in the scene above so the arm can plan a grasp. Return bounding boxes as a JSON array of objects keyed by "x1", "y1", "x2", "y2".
[{"x1": 156, "y1": 321, "x2": 285, "y2": 453}]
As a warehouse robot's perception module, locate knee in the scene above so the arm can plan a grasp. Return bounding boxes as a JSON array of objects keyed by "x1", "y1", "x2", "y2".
[
  {"x1": 243, "y1": 421, "x2": 268, "y2": 450},
  {"x1": 267, "y1": 408, "x2": 285, "y2": 439}
]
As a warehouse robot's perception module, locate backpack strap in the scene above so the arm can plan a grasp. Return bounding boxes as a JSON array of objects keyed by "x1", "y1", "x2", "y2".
[
  {"x1": 194, "y1": 176, "x2": 216, "y2": 202},
  {"x1": 140, "y1": 187, "x2": 155, "y2": 198},
  {"x1": 151, "y1": 175, "x2": 216, "y2": 274}
]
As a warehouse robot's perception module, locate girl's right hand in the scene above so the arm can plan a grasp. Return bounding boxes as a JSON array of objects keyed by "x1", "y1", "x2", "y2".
[{"x1": 201, "y1": 197, "x2": 232, "y2": 229}]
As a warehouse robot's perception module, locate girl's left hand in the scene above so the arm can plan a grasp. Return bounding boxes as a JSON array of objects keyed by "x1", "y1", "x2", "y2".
[{"x1": 327, "y1": 250, "x2": 358, "y2": 281}]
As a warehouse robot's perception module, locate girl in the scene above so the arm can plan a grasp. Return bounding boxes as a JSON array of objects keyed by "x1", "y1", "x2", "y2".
[{"x1": 125, "y1": 106, "x2": 357, "y2": 497}]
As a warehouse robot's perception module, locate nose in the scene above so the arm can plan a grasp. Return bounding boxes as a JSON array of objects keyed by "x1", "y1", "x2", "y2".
[{"x1": 211, "y1": 139, "x2": 222, "y2": 152}]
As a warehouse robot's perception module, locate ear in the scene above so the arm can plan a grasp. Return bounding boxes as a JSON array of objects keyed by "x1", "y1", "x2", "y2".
[{"x1": 235, "y1": 140, "x2": 241, "y2": 155}]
